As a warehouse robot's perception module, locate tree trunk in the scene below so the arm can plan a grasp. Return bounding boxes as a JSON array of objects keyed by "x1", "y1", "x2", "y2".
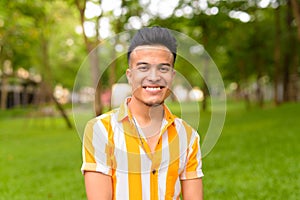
[
  {"x1": 253, "y1": 20, "x2": 264, "y2": 107},
  {"x1": 202, "y1": 57, "x2": 209, "y2": 111},
  {"x1": 75, "y1": 0, "x2": 103, "y2": 116},
  {"x1": 39, "y1": 21, "x2": 73, "y2": 129},
  {"x1": 290, "y1": 0, "x2": 300, "y2": 101},
  {"x1": 90, "y1": 47, "x2": 102, "y2": 116},
  {"x1": 256, "y1": 74, "x2": 264, "y2": 108},
  {"x1": 255, "y1": 54, "x2": 264, "y2": 107},
  {"x1": 0, "y1": 74, "x2": 8, "y2": 110},
  {"x1": 201, "y1": 23, "x2": 209, "y2": 112},
  {"x1": 282, "y1": 54, "x2": 291, "y2": 102},
  {"x1": 291, "y1": 0, "x2": 300, "y2": 41},
  {"x1": 274, "y1": 5, "x2": 282, "y2": 105},
  {"x1": 108, "y1": 46, "x2": 117, "y2": 111},
  {"x1": 237, "y1": 60, "x2": 250, "y2": 109},
  {"x1": 52, "y1": 93, "x2": 73, "y2": 129},
  {"x1": 290, "y1": 42, "x2": 299, "y2": 101},
  {"x1": 1, "y1": 59, "x2": 13, "y2": 110},
  {"x1": 282, "y1": 0, "x2": 299, "y2": 102}
]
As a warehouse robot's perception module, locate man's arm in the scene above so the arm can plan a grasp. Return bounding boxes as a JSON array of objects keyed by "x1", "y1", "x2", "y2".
[
  {"x1": 84, "y1": 171, "x2": 112, "y2": 200},
  {"x1": 181, "y1": 178, "x2": 203, "y2": 200}
]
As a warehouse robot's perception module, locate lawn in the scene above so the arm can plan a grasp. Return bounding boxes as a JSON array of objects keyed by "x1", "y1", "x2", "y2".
[
  {"x1": 0, "y1": 102, "x2": 299, "y2": 199},
  {"x1": 0, "y1": 112, "x2": 86, "y2": 199},
  {"x1": 202, "y1": 102, "x2": 300, "y2": 199}
]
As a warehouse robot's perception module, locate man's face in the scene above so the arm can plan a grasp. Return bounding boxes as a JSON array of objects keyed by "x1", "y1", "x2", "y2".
[{"x1": 126, "y1": 45, "x2": 176, "y2": 107}]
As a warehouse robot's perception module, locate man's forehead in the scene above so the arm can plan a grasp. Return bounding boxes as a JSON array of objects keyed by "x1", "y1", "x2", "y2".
[{"x1": 131, "y1": 45, "x2": 172, "y2": 54}]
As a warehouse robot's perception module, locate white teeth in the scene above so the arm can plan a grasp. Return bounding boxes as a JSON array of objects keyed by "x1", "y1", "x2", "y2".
[{"x1": 145, "y1": 87, "x2": 161, "y2": 91}]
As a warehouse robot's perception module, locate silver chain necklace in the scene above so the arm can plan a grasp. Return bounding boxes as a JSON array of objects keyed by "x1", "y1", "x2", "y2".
[{"x1": 132, "y1": 117, "x2": 145, "y2": 146}]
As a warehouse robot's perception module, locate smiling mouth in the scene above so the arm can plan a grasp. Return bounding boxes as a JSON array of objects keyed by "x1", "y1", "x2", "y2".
[{"x1": 143, "y1": 86, "x2": 165, "y2": 91}]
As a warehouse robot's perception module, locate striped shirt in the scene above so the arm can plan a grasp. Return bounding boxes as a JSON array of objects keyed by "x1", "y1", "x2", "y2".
[{"x1": 81, "y1": 98, "x2": 204, "y2": 200}]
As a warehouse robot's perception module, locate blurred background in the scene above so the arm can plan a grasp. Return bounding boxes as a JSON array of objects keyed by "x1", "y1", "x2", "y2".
[{"x1": 0, "y1": 0, "x2": 299, "y2": 199}]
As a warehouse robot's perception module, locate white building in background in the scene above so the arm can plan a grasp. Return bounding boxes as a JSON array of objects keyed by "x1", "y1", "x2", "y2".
[
  {"x1": 173, "y1": 85, "x2": 204, "y2": 102},
  {"x1": 173, "y1": 85, "x2": 189, "y2": 102}
]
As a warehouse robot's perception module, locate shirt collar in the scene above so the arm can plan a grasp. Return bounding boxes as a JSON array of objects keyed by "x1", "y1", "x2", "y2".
[{"x1": 117, "y1": 97, "x2": 175, "y2": 124}]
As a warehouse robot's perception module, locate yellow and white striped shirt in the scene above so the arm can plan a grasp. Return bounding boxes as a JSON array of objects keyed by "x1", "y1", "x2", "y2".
[{"x1": 81, "y1": 98, "x2": 203, "y2": 199}]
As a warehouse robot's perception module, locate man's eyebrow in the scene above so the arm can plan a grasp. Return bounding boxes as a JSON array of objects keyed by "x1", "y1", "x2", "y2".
[
  {"x1": 136, "y1": 62, "x2": 172, "y2": 66},
  {"x1": 136, "y1": 62, "x2": 149, "y2": 65},
  {"x1": 159, "y1": 63, "x2": 172, "y2": 66}
]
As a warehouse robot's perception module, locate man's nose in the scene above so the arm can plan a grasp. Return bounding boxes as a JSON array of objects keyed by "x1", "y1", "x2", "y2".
[{"x1": 147, "y1": 68, "x2": 161, "y2": 81}]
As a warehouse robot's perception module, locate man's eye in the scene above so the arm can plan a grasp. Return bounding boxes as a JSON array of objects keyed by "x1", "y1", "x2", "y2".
[
  {"x1": 159, "y1": 66, "x2": 171, "y2": 73},
  {"x1": 137, "y1": 66, "x2": 149, "y2": 71}
]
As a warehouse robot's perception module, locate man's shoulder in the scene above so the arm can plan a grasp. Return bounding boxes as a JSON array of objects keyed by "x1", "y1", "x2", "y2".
[
  {"x1": 86, "y1": 109, "x2": 119, "y2": 126},
  {"x1": 173, "y1": 117, "x2": 200, "y2": 138},
  {"x1": 173, "y1": 117, "x2": 193, "y2": 128},
  {"x1": 98, "y1": 109, "x2": 119, "y2": 119}
]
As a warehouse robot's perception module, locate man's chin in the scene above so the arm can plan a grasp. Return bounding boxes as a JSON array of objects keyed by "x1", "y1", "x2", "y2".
[
  {"x1": 143, "y1": 93, "x2": 172, "y2": 107},
  {"x1": 144, "y1": 100, "x2": 164, "y2": 107}
]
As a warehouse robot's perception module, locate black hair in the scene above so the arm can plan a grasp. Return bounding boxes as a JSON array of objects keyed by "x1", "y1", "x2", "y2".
[{"x1": 127, "y1": 26, "x2": 177, "y2": 64}]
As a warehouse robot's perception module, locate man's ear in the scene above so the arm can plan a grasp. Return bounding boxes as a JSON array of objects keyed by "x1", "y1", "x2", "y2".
[{"x1": 126, "y1": 68, "x2": 132, "y2": 85}]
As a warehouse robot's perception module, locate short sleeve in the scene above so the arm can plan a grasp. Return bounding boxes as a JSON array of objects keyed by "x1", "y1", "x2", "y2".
[
  {"x1": 81, "y1": 118, "x2": 113, "y2": 176},
  {"x1": 180, "y1": 133, "x2": 204, "y2": 180}
]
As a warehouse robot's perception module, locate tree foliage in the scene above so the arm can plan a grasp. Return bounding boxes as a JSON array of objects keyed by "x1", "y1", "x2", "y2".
[
  {"x1": 0, "y1": 0, "x2": 84, "y2": 88},
  {"x1": 0, "y1": 0, "x2": 299, "y2": 109}
]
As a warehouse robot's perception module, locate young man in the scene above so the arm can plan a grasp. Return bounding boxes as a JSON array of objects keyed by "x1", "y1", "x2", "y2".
[{"x1": 81, "y1": 26, "x2": 204, "y2": 200}]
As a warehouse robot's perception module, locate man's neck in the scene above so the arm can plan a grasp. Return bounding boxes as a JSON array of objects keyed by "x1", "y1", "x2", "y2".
[{"x1": 128, "y1": 97, "x2": 164, "y2": 127}]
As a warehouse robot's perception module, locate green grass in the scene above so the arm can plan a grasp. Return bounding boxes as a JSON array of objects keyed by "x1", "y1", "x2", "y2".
[
  {"x1": 203, "y1": 102, "x2": 300, "y2": 199},
  {"x1": 0, "y1": 115, "x2": 85, "y2": 199},
  {"x1": 0, "y1": 102, "x2": 299, "y2": 199}
]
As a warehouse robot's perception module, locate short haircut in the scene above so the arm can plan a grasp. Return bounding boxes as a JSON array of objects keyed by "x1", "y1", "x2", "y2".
[{"x1": 127, "y1": 26, "x2": 177, "y2": 64}]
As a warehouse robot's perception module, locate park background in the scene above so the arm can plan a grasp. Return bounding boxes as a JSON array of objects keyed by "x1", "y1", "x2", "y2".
[{"x1": 0, "y1": 0, "x2": 300, "y2": 199}]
